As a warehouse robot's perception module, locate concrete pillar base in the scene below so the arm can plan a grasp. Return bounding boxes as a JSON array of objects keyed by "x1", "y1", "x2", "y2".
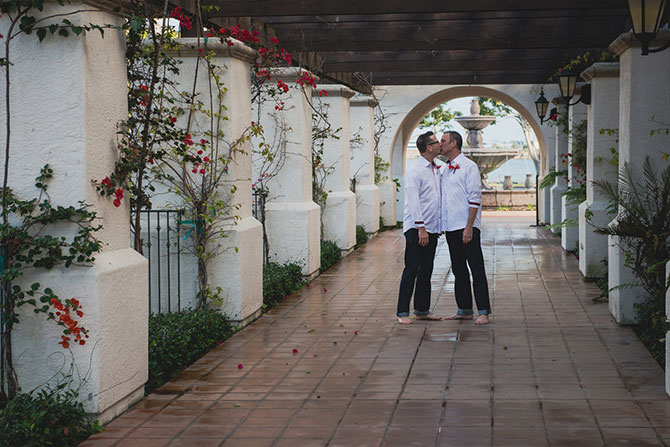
[
  {"x1": 14, "y1": 248, "x2": 148, "y2": 419},
  {"x1": 266, "y1": 201, "x2": 321, "y2": 277},
  {"x1": 355, "y1": 184, "x2": 381, "y2": 233},
  {"x1": 578, "y1": 201, "x2": 611, "y2": 278},
  {"x1": 322, "y1": 191, "x2": 357, "y2": 251},
  {"x1": 550, "y1": 184, "x2": 567, "y2": 232},
  {"x1": 608, "y1": 234, "x2": 646, "y2": 324},
  {"x1": 379, "y1": 181, "x2": 398, "y2": 227},
  {"x1": 210, "y1": 216, "x2": 263, "y2": 324},
  {"x1": 561, "y1": 198, "x2": 580, "y2": 251}
]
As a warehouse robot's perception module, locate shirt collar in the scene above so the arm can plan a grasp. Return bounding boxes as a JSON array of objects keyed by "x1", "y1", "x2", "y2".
[
  {"x1": 419, "y1": 155, "x2": 435, "y2": 168},
  {"x1": 449, "y1": 152, "x2": 465, "y2": 164}
]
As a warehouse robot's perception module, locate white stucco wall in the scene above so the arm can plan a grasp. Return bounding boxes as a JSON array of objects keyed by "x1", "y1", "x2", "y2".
[
  {"x1": 607, "y1": 31, "x2": 670, "y2": 324},
  {"x1": 160, "y1": 38, "x2": 263, "y2": 325},
  {"x1": 350, "y1": 96, "x2": 380, "y2": 233},
  {"x1": 561, "y1": 102, "x2": 587, "y2": 251},
  {"x1": 261, "y1": 69, "x2": 321, "y2": 276},
  {"x1": 1, "y1": 4, "x2": 147, "y2": 422},
  {"x1": 579, "y1": 63, "x2": 620, "y2": 278}
]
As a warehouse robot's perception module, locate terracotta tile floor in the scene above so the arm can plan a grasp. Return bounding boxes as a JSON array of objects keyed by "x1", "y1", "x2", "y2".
[{"x1": 82, "y1": 212, "x2": 670, "y2": 447}]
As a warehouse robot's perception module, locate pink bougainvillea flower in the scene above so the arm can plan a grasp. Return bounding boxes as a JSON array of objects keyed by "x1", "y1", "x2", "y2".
[
  {"x1": 169, "y1": 116, "x2": 177, "y2": 123},
  {"x1": 237, "y1": 363, "x2": 244, "y2": 370},
  {"x1": 354, "y1": 330, "x2": 358, "y2": 335},
  {"x1": 270, "y1": 37, "x2": 279, "y2": 44},
  {"x1": 323, "y1": 288, "x2": 327, "y2": 293},
  {"x1": 203, "y1": 156, "x2": 210, "y2": 163},
  {"x1": 292, "y1": 348, "x2": 298, "y2": 355},
  {"x1": 306, "y1": 284, "x2": 310, "y2": 288},
  {"x1": 199, "y1": 168, "x2": 206, "y2": 174}
]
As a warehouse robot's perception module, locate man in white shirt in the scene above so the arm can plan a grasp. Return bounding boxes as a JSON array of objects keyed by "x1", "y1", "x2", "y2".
[
  {"x1": 397, "y1": 131, "x2": 443, "y2": 324},
  {"x1": 440, "y1": 131, "x2": 491, "y2": 325}
]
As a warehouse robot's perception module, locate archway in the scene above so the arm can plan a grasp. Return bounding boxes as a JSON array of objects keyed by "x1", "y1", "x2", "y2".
[{"x1": 387, "y1": 86, "x2": 551, "y2": 221}]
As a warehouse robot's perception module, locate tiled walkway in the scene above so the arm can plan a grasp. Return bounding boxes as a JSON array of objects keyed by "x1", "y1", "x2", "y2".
[{"x1": 83, "y1": 212, "x2": 670, "y2": 447}]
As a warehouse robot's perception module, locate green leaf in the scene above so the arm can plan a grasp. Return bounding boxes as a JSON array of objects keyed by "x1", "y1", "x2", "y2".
[
  {"x1": 36, "y1": 28, "x2": 47, "y2": 42},
  {"x1": 30, "y1": 282, "x2": 40, "y2": 291},
  {"x1": 58, "y1": 28, "x2": 69, "y2": 37}
]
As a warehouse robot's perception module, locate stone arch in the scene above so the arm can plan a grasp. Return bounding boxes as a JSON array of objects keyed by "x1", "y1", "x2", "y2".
[{"x1": 389, "y1": 86, "x2": 549, "y2": 181}]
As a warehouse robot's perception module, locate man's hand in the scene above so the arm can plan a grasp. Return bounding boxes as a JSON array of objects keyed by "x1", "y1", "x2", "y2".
[
  {"x1": 418, "y1": 227, "x2": 429, "y2": 246},
  {"x1": 462, "y1": 226, "x2": 473, "y2": 244}
]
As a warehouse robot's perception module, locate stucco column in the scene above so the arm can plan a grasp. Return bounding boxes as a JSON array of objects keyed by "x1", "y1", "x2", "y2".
[
  {"x1": 262, "y1": 68, "x2": 321, "y2": 277},
  {"x1": 168, "y1": 39, "x2": 263, "y2": 325},
  {"x1": 607, "y1": 31, "x2": 670, "y2": 323},
  {"x1": 561, "y1": 100, "x2": 587, "y2": 251},
  {"x1": 542, "y1": 121, "x2": 556, "y2": 225},
  {"x1": 315, "y1": 85, "x2": 357, "y2": 252},
  {"x1": 1, "y1": 5, "x2": 147, "y2": 422},
  {"x1": 350, "y1": 96, "x2": 381, "y2": 234},
  {"x1": 578, "y1": 63, "x2": 619, "y2": 278},
  {"x1": 549, "y1": 100, "x2": 568, "y2": 231}
]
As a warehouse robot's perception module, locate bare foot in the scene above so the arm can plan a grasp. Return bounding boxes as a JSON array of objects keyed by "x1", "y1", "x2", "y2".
[
  {"x1": 415, "y1": 314, "x2": 442, "y2": 321},
  {"x1": 398, "y1": 316, "x2": 413, "y2": 324},
  {"x1": 443, "y1": 314, "x2": 473, "y2": 320},
  {"x1": 474, "y1": 315, "x2": 490, "y2": 325}
]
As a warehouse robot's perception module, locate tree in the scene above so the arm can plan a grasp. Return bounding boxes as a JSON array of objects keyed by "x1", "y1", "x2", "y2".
[{"x1": 419, "y1": 104, "x2": 462, "y2": 132}]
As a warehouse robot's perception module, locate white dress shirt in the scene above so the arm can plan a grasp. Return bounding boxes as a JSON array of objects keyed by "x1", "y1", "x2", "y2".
[
  {"x1": 441, "y1": 153, "x2": 482, "y2": 232},
  {"x1": 403, "y1": 155, "x2": 442, "y2": 234}
]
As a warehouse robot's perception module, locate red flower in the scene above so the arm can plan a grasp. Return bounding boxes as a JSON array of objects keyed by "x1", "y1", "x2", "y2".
[
  {"x1": 169, "y1": 116, "x2": 177, "y2": 124},
  {"x1": 113, "y1": 198, "x2": 121, "y2": 207},
  {"x1": 292, "y1": 348, "x2": 298, "y2": 355},
  {"x1": 140, "y1": 85, "x2": 148, "y2": 91},
  {"x1": 199, "y1": 168, "x2": 206, "y2": 174},
  {"x1": 270, "y1": 37, "x2": 279, "y2": 44},
  {"x1": 203, "y1": 156, "x2": 210, "y2": 163},
  {"x1": 237, "y1": 363, "x2": 244, "y2": 369},
  {"x1": 354, "y1": 330, "x2": 358, "y2": 335},
  {"x1": 276, "y1": 80, "x2": 289, "y2": 93}
]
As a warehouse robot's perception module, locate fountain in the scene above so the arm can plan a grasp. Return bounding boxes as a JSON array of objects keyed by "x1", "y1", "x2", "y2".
[{"x1": 444, "y1": 99, "x2": 521, "y2": 189}]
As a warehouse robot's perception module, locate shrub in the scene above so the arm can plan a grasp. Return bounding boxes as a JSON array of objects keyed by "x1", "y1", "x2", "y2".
[
  {"x1": 355, "y1": 225, "x2": 369, "y2": 248},
  {"x1": 320, "y1": 240, "x2": 342, "y2": 272},
  {"x1": 147, "y1": 308, "x2": 234, "y2": 393},
  {"x1": 0, "y1": 387, "x2": 102, "y2": 446},
  {"x1": 263, "y1": 262, "x2": 305, "y2": 308},
  {"x1": 594, "y1": 157, "x2": 670, "y2": 366}
]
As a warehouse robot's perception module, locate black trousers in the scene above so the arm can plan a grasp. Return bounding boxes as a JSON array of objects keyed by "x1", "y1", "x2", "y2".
[
  {"x1": 397, "y1": 228, "x2": 439, "y2": 317},
  {"x1": 445, "y1": 228, "x2": 491, "y2": 314}
]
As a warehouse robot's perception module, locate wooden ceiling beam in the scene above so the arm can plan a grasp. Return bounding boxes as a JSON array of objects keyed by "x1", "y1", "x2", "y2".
[{"x1": 200, "y1": 0, "x2": 627, "y2": 17}]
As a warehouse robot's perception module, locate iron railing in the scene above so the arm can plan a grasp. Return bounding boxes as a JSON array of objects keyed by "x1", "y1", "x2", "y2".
[
  {"x1": 132, "y1": 209, "x2": 185, "y2": 314},
  {"x1": 252, "y1": 190, "x2": 268, "y2": 265}
]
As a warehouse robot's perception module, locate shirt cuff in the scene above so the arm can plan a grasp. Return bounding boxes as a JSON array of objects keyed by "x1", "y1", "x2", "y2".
[{"x1": 468, "y1": 201, "x2": 481, "y2": 208}]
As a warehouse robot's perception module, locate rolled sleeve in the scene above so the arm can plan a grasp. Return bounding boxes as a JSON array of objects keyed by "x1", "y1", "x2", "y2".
[
  {"x1": 405, "y1": 170, "x2": 425, "y2": 227},
  {"x1": 466, "y1": 164, "x2": 482, "y2": 208}
]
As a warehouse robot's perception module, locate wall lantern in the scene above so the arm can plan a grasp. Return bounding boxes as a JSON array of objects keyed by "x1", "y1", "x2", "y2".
[
  {"x1": 557, "y1": 70, "x2": 591, "y2": 106},
  {"x1": 628, "y1": 0, "x2": 669, "y2": 55},
  {"x1": 535, "y1": 88, "x2": 550, "y2": 124}
]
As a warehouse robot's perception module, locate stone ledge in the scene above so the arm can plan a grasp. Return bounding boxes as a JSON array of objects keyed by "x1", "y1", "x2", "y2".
[
  {"x1": 581, "y1": 62, "x2": 620, "y2": 82},
  {"x1": 609, "y1": 30, "x2": 670, "y2": 55},
  {"x1": 482, "y1": 189, "x2": 535, "y2": 209},
  {"x1": 165, "y1": 38, "x2": 257, "y2": 63}
]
